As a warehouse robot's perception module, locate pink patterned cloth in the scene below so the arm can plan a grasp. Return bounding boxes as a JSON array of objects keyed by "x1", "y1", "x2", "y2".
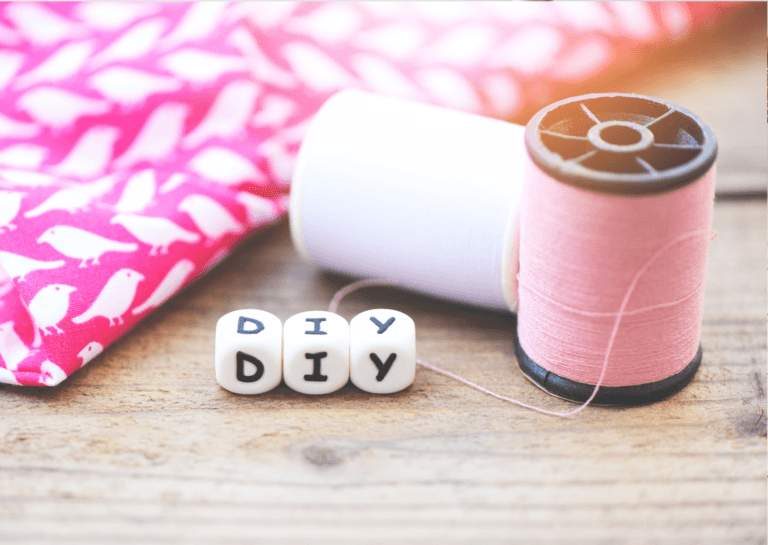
[{"x1": 0, "y1": 2, "x2": 742, "y2": 386}]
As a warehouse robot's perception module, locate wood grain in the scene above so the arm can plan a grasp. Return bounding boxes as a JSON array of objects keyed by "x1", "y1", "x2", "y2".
[{"x1": 0, "y1": 200, "x2": 764, "y2": 544}]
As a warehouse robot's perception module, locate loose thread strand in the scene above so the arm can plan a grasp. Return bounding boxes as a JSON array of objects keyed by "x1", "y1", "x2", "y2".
[
  {"x1": 328, "y1": 278, "x2": 400, "y2": 314},
  {"x1": 326, "y1": 278, "x2": 589, "y2": 417}
]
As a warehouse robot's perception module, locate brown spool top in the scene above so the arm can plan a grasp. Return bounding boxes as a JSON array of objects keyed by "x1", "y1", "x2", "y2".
[{"x1": 525, "y1": 93, "x2": 718, "y2": 196}]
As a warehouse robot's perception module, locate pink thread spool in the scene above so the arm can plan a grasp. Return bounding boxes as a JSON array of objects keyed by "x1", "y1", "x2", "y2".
[{"x1": 517, "y1": 94, "x2": 717, "y2": 404}]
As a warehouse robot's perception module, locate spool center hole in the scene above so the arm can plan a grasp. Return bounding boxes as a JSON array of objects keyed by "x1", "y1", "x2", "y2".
[{"x1": 600, "y1": 125, "x2": 643, "y2": 146}]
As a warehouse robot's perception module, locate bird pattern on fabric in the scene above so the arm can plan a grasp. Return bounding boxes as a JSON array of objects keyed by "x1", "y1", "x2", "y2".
[{"x1": 0, "y1": 2, "x2": 742, "y2": 386}]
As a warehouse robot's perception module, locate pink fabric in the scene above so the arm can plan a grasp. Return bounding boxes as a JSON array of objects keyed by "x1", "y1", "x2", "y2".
[{"x1": 0, "y1": 2, "x2": 743, "y2": 386}]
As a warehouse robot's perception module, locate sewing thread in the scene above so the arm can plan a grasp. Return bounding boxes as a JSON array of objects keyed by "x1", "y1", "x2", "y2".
[{"x1": 517, "y1": 158, "x2": 715, "y2": 388}]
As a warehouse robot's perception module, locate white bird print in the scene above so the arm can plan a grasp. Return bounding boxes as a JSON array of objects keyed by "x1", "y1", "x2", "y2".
[
  {"x1": 0, "y1": 367, "x2": 19, "y2": 385},
  {"x1": 0, "y1": 169, "x2": 55, "y2": 187},
  {"x1": 89, "y1": 67, "x2": 182, "y2": 108},
  {"x1": 51, "y1": 125, "x2": 121, "y2": 179},
  {"x1": 72, "y1": 268, "x2": 144, "y2": 326},
  {"x1": 236, "y1": 191, "x2": 278, "y2": 225},
  {"x1": 0, "y1": 51, "x2": 23, "y2": 93},
  {"x1": 37, "y1": 225, "x2": 138, "y2": 267},
  {"x1": 251, "y1": 94, "x2": 297, "y2": 128},
  {"x1": 0, "y1": 321, "x2": 30, "y2": 371},
  {"x1": 88, "y1": 18, "x2": 167, "y2": 70},
  {"x1": 284, "y1": 3, "x2": 361, "y2": 44},
  {"x1": 16, "y1": 87, "x2": 111, "y2": 130},
  {"x1": 160, "y1": 49, "x2": 250, "y2": 85},
  {"x1": 24, "y1": 188, "x2": 93, "y2": 218},
  {"x1": 353, "y1": 22, "x2": 426, "y2": 61},
  {"x1": 40, "y1": 360, "x2": 67, "y2": 386},
  {"x1": 77, "y1": 172, "x2": 121, "y2": 198},
  {"x1": 74, "y1": 2, "x2": 158, "y2": 32},
  {"x1": 229, "y1": 2, "x2": 297, "y2": 31},
  {"x1": 187, "y1": 147, "x2": 266, "y2": 186},
  {"x1": 178, "y1": 194, "x2": 243, "y2": 244},
  {"x1": 0, "y1": 112, "x2": 40, "y2": 139},
  {"x1": 132, "y1": 259, "x2": 195, "y2": 315},
  {"x1": 0, "y1": 24, "x2": 14, "y2": 47},
  {"x1": 0, "y1": 144, "x2": 47, "y2": 169},
  {"x1": 258, "y1": 139, "x2": 294, "y2": 182},
  {"x1": 351, "y1": 54, "x2": 424, "y2": 101},
  {"x1": 281, "y1": 41, "x2": 358, "y2": 92},
  {"x1": 157, "y1": 2, "x2": 228, "y2": 52},
  {"x1": 14, "y1": 40, "x2": 95, "y2": 90},
  {"x1": 182, "y1": 80, "x2": 260, "y2": 149},
  {"x1": 0, "y1": 278, "x2": 15, "y2": 302},
  {"x1": 227, "y1": 28, "x2": 298, "y2": 88},
  {"x1": 110, "y1": 213, "x2": 200, "y2": 255},
  {"x1": 28, "y1": 284, "x2": 76, "y2": 337},
  {"x1": 23, "y1": 175, "x2": 119, "y2": 218},
  {"x1": 0, "y1": 190, "x2": 24, "y2": 232},
  {"x1": 77, "y1": 341, "x2": 103, "y2": 367},
  {"x1": 271, "y1": 118, "x2": 310, "y2": 144},
  {"x1": 112, "y1": 103, "x2": 188, "y2": 170},
  {"x1": 113, "y1": 169, "x2": 155, "y2": 213},
  {"x1": 158, "y1": 173, "x2": 186, "y2": 194},
  {"x1": 4, "y1": 3, "x2": 79, "y2": 47},
  {"x1": 0, "y1": 251, "x2": 65, "y2": 282}
]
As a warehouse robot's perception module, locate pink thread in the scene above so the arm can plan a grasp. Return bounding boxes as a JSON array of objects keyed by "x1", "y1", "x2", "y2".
[
  {"x1": 328, "y1": 278, "x2": 400, "y2": 314},
  {"x1": 517, "y1": 157, "x2": 716, "y2": 387}
]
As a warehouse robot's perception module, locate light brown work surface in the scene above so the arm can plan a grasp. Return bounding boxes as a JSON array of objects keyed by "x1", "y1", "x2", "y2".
[{"x1": 0, "y1": 199, "x2": 765, "y2": 544}]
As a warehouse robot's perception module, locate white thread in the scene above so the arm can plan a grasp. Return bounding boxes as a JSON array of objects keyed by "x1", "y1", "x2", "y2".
[{"x1": 292, "y1": 89, "x2": 525, "y2": 311}]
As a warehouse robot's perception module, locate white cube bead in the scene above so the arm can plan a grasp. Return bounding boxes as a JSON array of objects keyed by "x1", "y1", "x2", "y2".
[
  {"x1": 349, "y1": 309, "x2": 415, "y2": 394},
  {"x1": 283, "y1": 311, "x2": 350, "y2": 395},
  {"x1": 215, "y1": 309, "x2": 282, "y2": 395}
]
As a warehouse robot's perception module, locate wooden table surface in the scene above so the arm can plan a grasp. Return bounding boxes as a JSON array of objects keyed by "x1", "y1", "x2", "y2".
[{"x1": 1, "y1": 9, "x2": 765, "y2": 545}]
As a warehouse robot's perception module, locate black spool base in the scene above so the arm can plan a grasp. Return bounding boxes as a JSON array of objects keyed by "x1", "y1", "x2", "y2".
[{"x1": 513, "y1": 330, "x2": 702, "y2": 405}]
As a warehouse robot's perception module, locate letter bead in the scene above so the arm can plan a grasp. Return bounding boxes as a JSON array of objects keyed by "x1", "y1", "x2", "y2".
[
  {"x1": 215, "y1": 309, "x2": 282, "y2": 394},
  {"x1": 350, "y1": 309, "x2": 416, "y2": 394},
  {"x1": 283, "y1": 311, "x2": 349, "y2": 395}
]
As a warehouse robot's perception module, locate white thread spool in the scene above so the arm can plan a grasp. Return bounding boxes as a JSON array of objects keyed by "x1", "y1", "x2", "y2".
[{"x1": 290, "y1": 90, "x2": 525, "y2": 311}]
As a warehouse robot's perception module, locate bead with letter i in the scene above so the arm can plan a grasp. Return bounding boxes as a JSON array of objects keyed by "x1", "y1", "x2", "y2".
[
  {"x1": 215, "y1": 309, "x2": 283, "y2": 394},
  {"x1": 283, "y1": 311, "x2": 350, "y2": 395},
  {"x1": 350, "y1": 309, "x2": 415, "y2": 394}
]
